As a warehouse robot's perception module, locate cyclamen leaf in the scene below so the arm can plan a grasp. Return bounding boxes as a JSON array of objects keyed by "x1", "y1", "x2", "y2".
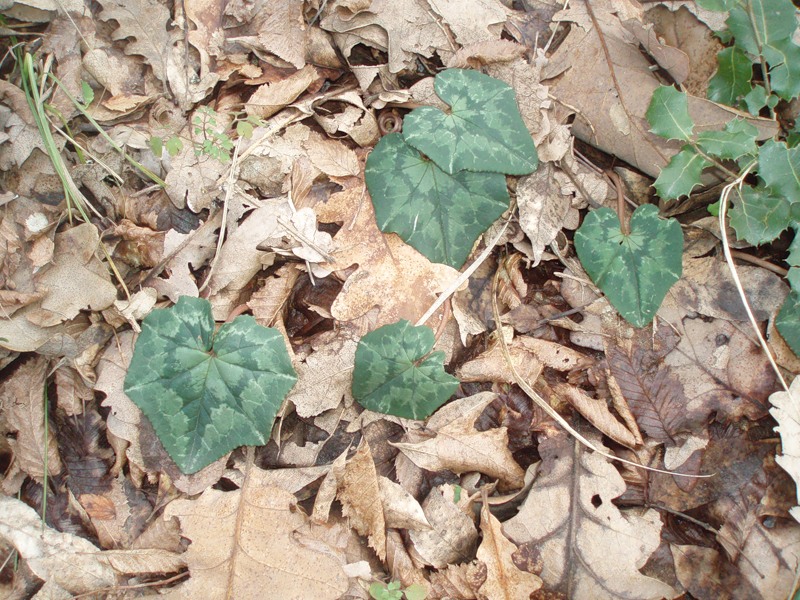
[
  {"x1": 653, "y1": 147, "x2": 710, "y2": 200},
  {"x1": 123, "y1": 296, "x2": 297, "y2": 474},
  {"x1": 646, "y1": 86, "x2": 694, "y2": 141},
  {"x1": 727, "y1": 0, "x2": 797, "y2": 56},
  {"x1": 352, "y1": 320, "x2": 459, "y2": 420},
  {"x1": 365, "y1": 133, "x2": 509, "y2": 268},
  {"x1": 574, "y1": 204, "x2": 683, "y2": 328},
  {"x1": 696, "y1": 119, "x2": 758, "y2": 160},
  {"x1": 759, "y1": 140, "x2": 800, "y2": 204},
  {"x1": 764, "y1": 39, "x2": 800, "y2": 101},
  {"x1": 729, "y1": 186, "x2": 791, "y2": 245},
  {"x1": 402, "y1": 69, "x2": 537, "y2": 175},
  {"x1": 777, "y1": 292, "x2": 800, "y2": 356},
  {"x1": 707, "y1": 47, "x2": 752, "y2": 107}
]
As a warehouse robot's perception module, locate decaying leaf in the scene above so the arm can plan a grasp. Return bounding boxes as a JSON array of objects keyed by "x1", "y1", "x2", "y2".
[
  {"x1": 409, "y1": 484, "x2": 478, "y2": 569},
  {"x1": 503, "y1": 434, "x2": 676, "y2": 599},
  {"x1": 392, "y1": 393, "x2": 525, "y2": 490},
  {"x1": 770, "y1": 376, "x2": 800, "y2": 523}
]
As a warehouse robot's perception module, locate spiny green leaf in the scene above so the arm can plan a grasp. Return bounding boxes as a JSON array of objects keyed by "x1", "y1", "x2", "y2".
[
  {"x1": 729, "y1": 186, "x2": 791, "y2": 245},
  {"x1": 402, "y1": 69, "x2": 537, "y2": 175},
  {"x1": 764, "y1": 38, "x2": 800, "y2": 101},
  {"x1": 352, "y1": 320, "x2": 459, "y2": 420},
  {"x1": 696, "y1": 119, "x2": 758, "y2": 160},
  {"x1": 759, "y1": 140, "x2": 800, "y2": 204},
  {"x1": 727, "y1": 0, "x2": 797, "y2": 56},
  {"x1": 707, "y1": 47, "x2": 752, "y2": 106},
  {"x1": 365, "y1": 133, "x2": 509, "y2": 268},
  {"x1": 743, "y1": 85, "x2": 768, "y2": 114},
  {"x1": 646, "y1": 86, "x2": 694, "y2": 141},
  {"x1": 777, "y1": 291, "x2": 800, "y2": 356},
  {"x1": 653, "y1": 147, "x2": 710, "y2": 200},
  {"x1": 123, "y1": 296, "x2": 297, "y2": 474},
  {"x1": 574, "y1": 204, "x2": 683, "y2": 328}
]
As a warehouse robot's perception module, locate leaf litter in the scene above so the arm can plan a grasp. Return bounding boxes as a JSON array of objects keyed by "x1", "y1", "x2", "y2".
[{"x1": 1, "y1": 1, "x2": 800, "y2": 599}]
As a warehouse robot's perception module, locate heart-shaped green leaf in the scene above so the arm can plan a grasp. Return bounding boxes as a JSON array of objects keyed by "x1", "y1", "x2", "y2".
[
  {"x1": 402, "y1": 69, "x2": 537, "y2": 175},
  {"x1": 124, "y1": 296, "x2": 297, "y2": 474},
  {"x1": 352, "y1": 320, "x2": 459, "y2": 420},
  {"x1": 365, "y1": 133, "x2": 509, "y2": 268},
  {"x1": 574, "y1": 204, "x2": 683, "y2": 328}
]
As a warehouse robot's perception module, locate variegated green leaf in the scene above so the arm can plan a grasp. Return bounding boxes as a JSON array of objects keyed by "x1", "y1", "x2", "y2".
[
  {"x1": 123, "y1": 296, "x2": 297, "y2": 474},
  {"x1": 653, "y1": 147, "x2": 711, "y2": 200},
  {"x1": 759, "y1": 140, "x2": 800, "y2": 204},
  {"x1": 352, "y1": 320, "x2": 459, "y2": 420},
  {"x1": 365, "y1": 133, "x2": 509, "y2": 268},
  {"x1": 696, "y1": 119, "x2": 758, "y2": 160},
  {"x1": 646, "y1": 86, "x2": 694, "y2": 141},
  {"x1": 707, "y1": 47, "x2": 752, "y2": 107},
  {"x1": 402, "y1": 69, "x2": 537, "y2": 175},
  {"x1": 777, "y1": 291, "x2": 800, "y2": 356},
  {"x1": 574, "y1": 204, "x2": 683, "y2": 328},
  {"x1": 729, "y1": 186, "x2": 791, "y2": 245}
]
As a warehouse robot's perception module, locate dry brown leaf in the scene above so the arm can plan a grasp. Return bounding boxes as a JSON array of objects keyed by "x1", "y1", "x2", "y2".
[
  {"x1": 378, "y1": 476, "x2": 431, "y2": 532},
  {"x1": 0, "y1": 495, "x2": 185, "y2": 595},
  {"x1": 246, "y1": 65, "x2": 319, "y2": 119},
  {"x1": 409, "y1": 484, "x2": 478, "y2": 569},
  {"x1": 227, "y1": 0, "x2": 308, "y2": 69},
  {"x1": 503, "y1": 434, "x2": 676, "y2": 599},
  {"x1": 303, "y1": 130, "x2": 360, "y2": 178},
  {"x1": 0, "y1": 356, "x2": 62, "y2": 481},
  {"x1": 428, "y1": 0, "x2": 507, "y2": 46},
  {"x1": 457, "y1": 336, "x2": 544, "y2": 385},
  {"x1": 54, "y1": 365, "x2": 93, "y2": 416},
  {"x1": 446, "y1": 39, "x2": 526, "y2": 69},
  {"x1": 553, "y1": 382, "x2": 640, "y2": 449},
  {"x1": 392, "y1": 393, "x2": 525, "y2": 490},
  {"x1": 164, "y1": 470, "x2": 348, "y2": 599},
  {"x1": 312, "y1": 90, "x2": 379, "y2": 147},
  {"x1": 287, "y1": 329, "x2": 357, "y2": 418},
  {"x1": 337, "y1": 440, "x2": 387, "y2": 560},
  {"x1": 543, "y1": 3, "x2": 778, "y2": 179},
  {"x1": 248, "y1": 263, "x2": 302, "y2": 326},
  {"x1": 385, "y1": 529, "x2": 431, "y2": 593},
  {"x1": 476, "y1": 499, "x2": 542, "y2": 599},
  {"x1": 429, "y1": 562, "x2": 481, "y2": 600},
  {"x1": 770, "y1": 377, "x2": 800, "y2": 524},
  {"x1": 316, "y1": 182, "x2": 458, "y2": 329}
]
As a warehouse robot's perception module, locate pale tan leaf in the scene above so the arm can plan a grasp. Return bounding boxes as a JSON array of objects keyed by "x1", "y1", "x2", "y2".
[
  {"x1": 555, "y1": 383, "x2": 639, "y2": 449},
  {"x1": 770, "y1": 376, "x2": 800, "y2": 524},
  {"x1": 503, "y1": 435, "x2": 675, "y2": 600},
  {"x1": 429, "y1": 562, "x2": 480, "y2": 600},
  {"x1": 248, "y1": 263, "x2": 302, "y2": 327},
  {"x1": 54, "y1": 365, "x2": 92, "y2": 416},
  {"x1": 303, "y1": 131, "x2": 360, "y2": 178},
  {"x1": 246, "y1": 65, "x2": 319, "y2": 119},
  {"x1": 0, "y1": 498, "x2": 112, "y2": 594},
  {"x1": 393, "y1": 393, "x2": 525, "y2": 490},
  {"x1": 378, "y1": 476, "x2": 430, "y2": 531},
  {"x1": 409, "y1": 484, "x2": 478, "y2": 569},
  {"x1": 337, "y1": 440, "x2": 386, "y2": 560},
  {"x1": 0, "y1": 356, "x2": 61, "y2": 480},
  {"x1": 457, "y1": 338, "x2": 544, "y2": 385},
  {"x1": 446, "y1": 39, "x2": 526, "y2": 69},
  {"x1": 476, "y1": 501, "x2": 542, "y2": 599},
  {"x1": 385, "y1": 529, "x2": 431, "y2": 592},
  {"x1": 164, "y1": 473, "x2": 348, "y2": 599},
  {"x1": 229, "y1": 0, "x2": 307, "y2": 69}
]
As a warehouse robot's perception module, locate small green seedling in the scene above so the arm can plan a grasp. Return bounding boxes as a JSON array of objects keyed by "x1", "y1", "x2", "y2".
[
  {"x1": 365, "y1": 68, "x2": 538, "y2": 268},
  {"x1": 369, "y1": 581, "x2": 427, "y2": 600},
  {"x1": 124, "y1": 296, "x2": 297, "y2": 473}
]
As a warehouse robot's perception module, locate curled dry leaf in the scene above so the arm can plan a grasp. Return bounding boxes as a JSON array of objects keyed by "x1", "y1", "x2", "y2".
[
  {"x1": 409, "y1": 484, "x2": 478, "y2": 569},
  {"x1": 392, "y1": 393, "x2": 525, "y2": 490}
]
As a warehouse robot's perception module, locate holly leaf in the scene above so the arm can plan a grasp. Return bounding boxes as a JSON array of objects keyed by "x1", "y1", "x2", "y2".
[
  {"x1": 574, "y1": 204, "x2": 683, "y2": 328},
  {"x1": 777, "y1": 292, "x2": 800, "y2": 356},
  {"x1": 653, "y1": 147, "x2": 711, "y2": 200},
  {"x1": 646, "y1": 86, "x2": 694, "y2": 141},
  {"x1": 707, "y1": 47, "x2": 753, "y2": 107},
  {"x1": 759, "y1": 140, "x2": 800, "y2": 204},
  {"x1": 365, "y1": 133, "x2": 509, "y2": 268},
  {"x1": 764, "y1": 38, "x2": 800, "y2": 101},
  {"x1": 352, "y1": 320, "x2": 459, "y2": 420},
  {"x1": 123, "y1": 296, "x2": 297, "y2": 474},
  {"x1": 402, "y1": 68, "x2": 538, "y2": 175},
  {"x1": 729, "y1": 186, "x2": 791, "y2": 245},
  {"x1": 696, "y1": 119, "x2": 758, "y2": 160},
  {"x1": 727, "y1": 0, "x2": 797, "y2": 56}
]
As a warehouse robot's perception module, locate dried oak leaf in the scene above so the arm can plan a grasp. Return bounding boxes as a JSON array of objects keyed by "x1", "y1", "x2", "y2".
[
  {"x1": 392, "y1": 392, "x2": 525, "y2": 490},
  {"x1": 476, "y1": 499, "x2": 542, "y2": 599},
  {"x1": 164, "y1": 470, "x2": 348, "y2": 599},
  {"x1": 503, "y1": 434, "x2": 676, "y2": 599}
]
